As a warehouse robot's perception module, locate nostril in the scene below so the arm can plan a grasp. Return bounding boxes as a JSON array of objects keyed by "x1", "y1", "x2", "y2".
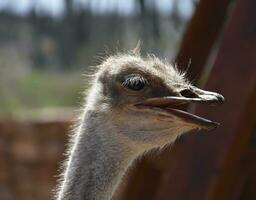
[{"x1": 180, "y1": 89, "x2": 198, "y2": 98}]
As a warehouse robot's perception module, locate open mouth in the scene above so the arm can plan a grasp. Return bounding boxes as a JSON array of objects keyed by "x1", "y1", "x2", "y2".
[{"x1": 135, "y1": 94, "x2": 224, "y2": 131}]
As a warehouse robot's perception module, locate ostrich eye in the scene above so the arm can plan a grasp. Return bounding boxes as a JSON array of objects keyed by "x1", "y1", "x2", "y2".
[{"x1": 122, "y1": 74, "x2": 147, "y2": 91}]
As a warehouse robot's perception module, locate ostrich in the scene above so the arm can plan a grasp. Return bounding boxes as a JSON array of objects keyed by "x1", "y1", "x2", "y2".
[{"x1": 56, "y1": 50, "x2": 224, "y2": 200}]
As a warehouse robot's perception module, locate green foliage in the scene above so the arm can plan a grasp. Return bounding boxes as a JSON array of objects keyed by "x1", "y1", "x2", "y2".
[{"x1": 0, "y1": 70, "x2": 86, "y2": 115}]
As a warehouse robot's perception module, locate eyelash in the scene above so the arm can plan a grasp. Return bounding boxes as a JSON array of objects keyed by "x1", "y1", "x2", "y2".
[
  {"x1": 122, "y1": 74, "x2": 148, "y2": 91},
  {"x1": 122, "y1": 77, "x2": 145, "y2": 86}
]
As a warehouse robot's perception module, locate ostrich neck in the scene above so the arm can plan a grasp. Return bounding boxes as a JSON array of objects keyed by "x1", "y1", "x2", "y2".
[{"x1": 58, "y1": 110, "x2": 135, "y2": 200}]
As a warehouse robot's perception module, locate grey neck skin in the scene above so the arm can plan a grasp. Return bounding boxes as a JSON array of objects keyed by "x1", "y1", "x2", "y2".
[{"x1": 57, "y1": 110, "x2": 136, "y2": 200}]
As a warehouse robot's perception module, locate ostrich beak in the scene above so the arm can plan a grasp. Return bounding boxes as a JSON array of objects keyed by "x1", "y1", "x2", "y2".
[{"x1": 135, "y1": 87, "x2": 224, "y2": 131}]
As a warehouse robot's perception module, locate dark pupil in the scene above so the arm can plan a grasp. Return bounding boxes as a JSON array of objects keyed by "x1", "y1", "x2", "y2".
[{"x1": 123, "y1": 76, "x2": 146, "y2": 91}]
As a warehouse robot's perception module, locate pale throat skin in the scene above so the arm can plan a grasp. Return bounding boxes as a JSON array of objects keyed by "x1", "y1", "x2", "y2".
[{"x1": 57, "y1": 53, "x2": 224, "y2": 200}]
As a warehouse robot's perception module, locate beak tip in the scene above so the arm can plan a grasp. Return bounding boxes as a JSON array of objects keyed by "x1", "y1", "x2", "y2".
[
  {"x1": 206, "y1": 122, "x2": 220, "y2": 131},
  {"x1": 217, "y1": 94, "x2": 225, "y2": 104},
  {"x1": 209, "y1": 93, "x2": 225, "y2": 106}
]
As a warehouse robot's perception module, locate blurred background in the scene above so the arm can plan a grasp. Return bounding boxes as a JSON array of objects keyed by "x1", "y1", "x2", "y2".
[
  {"x1": 0, "y1": 0, "x2": 194, "y2": 118},
  {"x1": 0, "y1": 0, "x2": 255, "y2": 200}
]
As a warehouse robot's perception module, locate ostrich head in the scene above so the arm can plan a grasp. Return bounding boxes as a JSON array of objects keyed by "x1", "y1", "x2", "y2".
[
  {"x1": 57, "y1": 51, "x2": 224, "y2": 200},
  {"x1": 85, "y1": 53, "x2": 224, "y2": 152}
]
